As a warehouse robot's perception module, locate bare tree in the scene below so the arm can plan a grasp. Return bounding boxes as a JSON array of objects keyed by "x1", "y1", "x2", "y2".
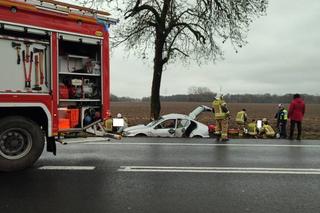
[
  {"x1": 81, "y1": 0, "x2": 268, "y2": 119},
  {"x1": 188, "y1": 86, "x2": 214, "y2": 95}
]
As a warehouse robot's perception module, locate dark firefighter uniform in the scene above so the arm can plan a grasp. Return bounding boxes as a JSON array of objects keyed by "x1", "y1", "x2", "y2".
[{"x1": 275, "y1": 105, "x2": 288, "y2": 138}]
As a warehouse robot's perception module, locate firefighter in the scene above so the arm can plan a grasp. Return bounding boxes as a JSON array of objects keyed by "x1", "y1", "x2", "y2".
[
  {"x1": 116, "y1": 113, "x2": 128, "y2": 133},
  {"x1": 247, "y1": 119, "x2": 258, "y2": 138},
  {"x1": 212, "y1": 94, "x2": 230, "y2": 141},
  {"x1": 259, "y1": 118, "x2": 275, "y2": 138},
  {"x1": 104, "y1": 114, "x2": 113, "y2": 132},
  {"x1": 236, "y1": 108, "x2": 248, "y2": 137},
  {"x1": 274, "y1": 104, "x2": 288, "y2": 138}
]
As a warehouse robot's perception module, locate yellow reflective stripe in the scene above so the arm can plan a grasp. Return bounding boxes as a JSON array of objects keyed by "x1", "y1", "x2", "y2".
[
  {"x1": 264, "y1": 125, "x2": 275, "y2": 135},
  {"x1": 213, "y1": 99, "x2": 226, "y2": 119},
  {"x1": 248, "y1": 123, "x2": 257, "y2": 134},
  {"x1": 283, "y1": 110, "x2": 288, "y2": 120},
  {"x1": 236, "y1": 111, "x2": 245, "y2": 123}
]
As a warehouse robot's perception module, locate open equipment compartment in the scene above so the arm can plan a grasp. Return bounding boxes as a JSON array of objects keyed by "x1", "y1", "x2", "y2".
[
  {"x1": 58, "y1": 34, "x2": 103, "y2": 131},
  {"x1": 0, "y1": 23, "x2": 51, "y2": 93}
]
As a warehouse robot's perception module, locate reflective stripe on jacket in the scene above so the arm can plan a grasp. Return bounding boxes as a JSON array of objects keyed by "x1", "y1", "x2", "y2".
[
  {"x1": 236, "y1": 111, "x2": 246, "y2": 124},
  {"x1": 277, "y1": 109, "x2": 288, "y2": 122},
  {"x1": 247, "y1": 122, "x2": 257, "y2": 135},
  {"x1": 263, "y1": 124, "x2": 275, "y2": 137},
  {"x1": 212, "y1": 99, "x2": 227, "y2": 120}
]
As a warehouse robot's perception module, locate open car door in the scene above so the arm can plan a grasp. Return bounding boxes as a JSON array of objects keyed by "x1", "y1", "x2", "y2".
[{"x1": 174, "y1": 119, "x2": 191, "y2": 137}]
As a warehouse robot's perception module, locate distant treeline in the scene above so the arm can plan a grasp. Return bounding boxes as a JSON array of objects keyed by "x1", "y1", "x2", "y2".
[
  {"x1": 146, "y1": 93, "x2": 320, "y2": 104},
  {"x1": 111, "y1": 93, "x2": 320, "y2": 104}
]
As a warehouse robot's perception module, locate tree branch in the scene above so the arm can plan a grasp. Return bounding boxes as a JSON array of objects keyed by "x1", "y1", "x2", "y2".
[{"x1": 125, "y1": 2, "x2": 161, "y2": 24}]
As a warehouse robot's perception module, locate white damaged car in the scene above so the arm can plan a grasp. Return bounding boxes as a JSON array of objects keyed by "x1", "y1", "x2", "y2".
[{"x1": 122, "y1": 105, "x2": 212, "y2": 138}]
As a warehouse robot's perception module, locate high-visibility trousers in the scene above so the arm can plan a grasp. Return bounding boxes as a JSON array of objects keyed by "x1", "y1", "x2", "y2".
[
  {"x1": 215, "y1": 119, "x2": 229, "y2": 139},
  {"x1": 238, "y1": 124, "x2": 245, "y2": 137}
]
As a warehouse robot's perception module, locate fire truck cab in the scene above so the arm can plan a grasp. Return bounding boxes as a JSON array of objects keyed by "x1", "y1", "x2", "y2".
[{"x1": 0, "y1": 0, "x2": 117, "y2": 171}]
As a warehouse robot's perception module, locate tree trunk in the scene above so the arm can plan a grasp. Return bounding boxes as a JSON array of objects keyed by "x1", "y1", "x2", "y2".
[{"x1": 150, "y1": 34, "x2": 165, "y2": 120}]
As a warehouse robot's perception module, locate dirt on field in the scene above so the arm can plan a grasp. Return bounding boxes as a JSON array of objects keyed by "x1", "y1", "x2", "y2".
[{"x1": 111, "y1": 102, "x2": 320, "y2": 139}]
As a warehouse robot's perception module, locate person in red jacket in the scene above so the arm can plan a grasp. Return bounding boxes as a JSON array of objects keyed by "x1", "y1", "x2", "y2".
[{"x1": 288, "y1": 94, "x2": 305, "y2": 140}]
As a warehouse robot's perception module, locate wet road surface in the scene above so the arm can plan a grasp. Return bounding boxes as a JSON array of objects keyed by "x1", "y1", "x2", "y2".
[{"x1": 1, "y1": 138, "x2": 320, "y2": 213}]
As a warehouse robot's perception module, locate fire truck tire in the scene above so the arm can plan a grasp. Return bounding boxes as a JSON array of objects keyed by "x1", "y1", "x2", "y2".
[{"x1": 0, "y1": 116, "x2": 45, "y2": 172}]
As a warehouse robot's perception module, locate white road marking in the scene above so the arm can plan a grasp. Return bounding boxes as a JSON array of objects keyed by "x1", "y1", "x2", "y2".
[
  {"x1": 118, "y1": 166, "x2": 320, "y2": 175},
  {"x1": 85, "y1": 142, "x2": 320, "y2": 148},
  {"x1": 38, "y1": 166, "x2": 95, "y2": 170}
]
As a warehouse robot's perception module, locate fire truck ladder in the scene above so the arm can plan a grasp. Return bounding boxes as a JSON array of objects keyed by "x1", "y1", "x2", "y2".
[{"x1": 11, "y1": 0, "x2": 119, "y2": 24}]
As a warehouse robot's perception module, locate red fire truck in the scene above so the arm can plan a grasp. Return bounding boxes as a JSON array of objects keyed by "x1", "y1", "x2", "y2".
[{"x1": 0, "y1": 0, "x2": 118, "y2": 171}]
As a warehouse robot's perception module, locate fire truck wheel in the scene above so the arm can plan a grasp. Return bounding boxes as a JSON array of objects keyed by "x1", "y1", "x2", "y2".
[{"x1": 0, "y1": 116, "x2": 44, "y2": 172}]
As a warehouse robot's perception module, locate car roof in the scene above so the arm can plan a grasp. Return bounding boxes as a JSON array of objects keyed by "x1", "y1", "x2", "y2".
[{"x1": 161, "y1": 113, "x2": 190, "y2": 119}]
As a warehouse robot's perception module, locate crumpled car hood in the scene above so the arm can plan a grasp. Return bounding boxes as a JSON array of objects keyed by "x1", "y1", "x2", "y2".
[{"x1": 124, "y1": 124, "x2": 148, "y2": 132}]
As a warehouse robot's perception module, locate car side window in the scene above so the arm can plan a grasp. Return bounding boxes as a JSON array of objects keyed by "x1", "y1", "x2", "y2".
[
  {"x1": 177, "y1": 119, "x2": 189, "y2": 128},
  {"x1": 155, "y1": 119, "x2": 176, "y2": 129}
]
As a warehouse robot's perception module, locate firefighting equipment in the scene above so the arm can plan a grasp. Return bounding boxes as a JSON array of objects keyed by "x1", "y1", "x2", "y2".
[
  {"x1": 83, "y1": 79, "x2": 98, "y2": 98},
  {"x1": 24, "y1": 42, "x2": 31, "y2": 63},
  {"x1": 11, "y1": 42, "x2": 21, "y2": 64},
  {"x1": 22, "y1": 50, "x2": 33, "y2": 88},
  {"x1": 33, "y1": 47, "x2": 45, "y2": 86},
  {"x1": 62, "y1": 78, "x2": 98, "y2": 99},
  {"x1": 59, "y1": 83, "x2": 69, "y2": 99},
  {"x1": 32, "y1": 55, "x2": 41, "y2": 91}
]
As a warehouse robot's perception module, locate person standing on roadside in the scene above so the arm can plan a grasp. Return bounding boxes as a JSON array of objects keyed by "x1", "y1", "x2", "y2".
[
  {"x1": 275, "y1": 104, "x2": 288, "y2": 138},
  {"x1": 212, "y1": 94, "x2": 230, "y2": 142},
  {"x1": 288, "y1": 94, "x2": 305, "y2": 140}
]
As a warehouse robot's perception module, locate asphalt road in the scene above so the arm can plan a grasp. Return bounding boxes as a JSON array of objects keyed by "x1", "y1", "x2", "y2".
[{"x1": 1, "y1": 138, "x2": 320, "y2": 213}]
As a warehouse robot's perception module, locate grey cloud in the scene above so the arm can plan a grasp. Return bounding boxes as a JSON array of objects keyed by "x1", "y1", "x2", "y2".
[{"x1": 110, "y1": 0, "x2": 320, "y2": 97}]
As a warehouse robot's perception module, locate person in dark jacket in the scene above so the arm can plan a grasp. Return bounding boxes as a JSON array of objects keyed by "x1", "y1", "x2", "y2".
[
  {"x1": 288, "y1": 94, "x2": 305, "y2": 140},
  {"x1": 274, "y1": 104, "x2": 288, "y2": 138}
]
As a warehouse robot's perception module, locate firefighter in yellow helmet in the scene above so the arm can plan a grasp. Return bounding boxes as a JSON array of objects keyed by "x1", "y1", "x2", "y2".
[
  {"x1": 259, "y1": 118, "x2": 275, "y2": 138},
  {"x1": 236, "y1": 108, "x2": 248, "y2": 137},
  {"x1": 212, "y1": 94, "x2": 230, "y2": 141}
]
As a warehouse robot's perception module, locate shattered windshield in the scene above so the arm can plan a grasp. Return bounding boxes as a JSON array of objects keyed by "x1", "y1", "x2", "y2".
[{"x1": 146, "y1": 117, "x2": 163, "y2": 127}]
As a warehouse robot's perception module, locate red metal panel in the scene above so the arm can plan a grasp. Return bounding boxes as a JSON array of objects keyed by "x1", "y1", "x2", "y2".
[
  {"x1": 0, "y1": 94, "x2": 51, "y2": 107},
  {"x1": 0, "y1": 6, "x2": 104, "y2": 37},
  {"x1": 102, "y1": 31, "x2": 110, "y2": 119}
]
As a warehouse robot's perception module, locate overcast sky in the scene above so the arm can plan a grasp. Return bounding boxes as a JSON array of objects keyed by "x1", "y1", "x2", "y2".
[{"x1": 109, "y1": 0, "x2": 320, "y2": 98}]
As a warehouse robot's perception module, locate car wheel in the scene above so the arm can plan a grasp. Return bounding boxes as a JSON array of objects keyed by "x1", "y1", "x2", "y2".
[
  {"x1": 135, "y1": 133, "x2": 147, "y2": 137},
  {"x1": 0, "y1": 116, "x2": 44, "y2": 172},
  {"x1": 192, "y1": 135, "x2": 203, "y2": 138}
]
